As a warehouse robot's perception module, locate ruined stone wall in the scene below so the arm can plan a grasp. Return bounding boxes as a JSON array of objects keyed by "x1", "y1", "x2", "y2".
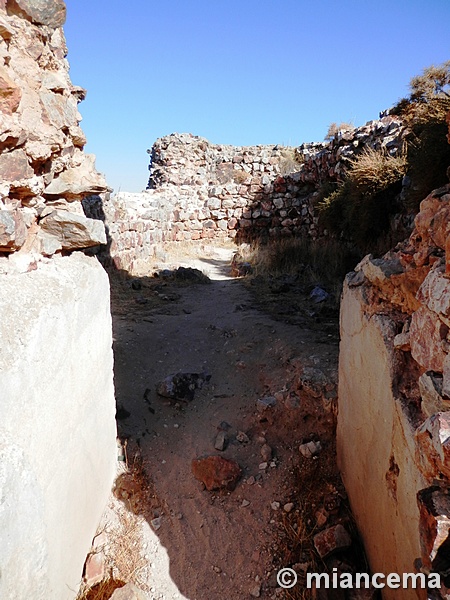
[
  {"x1": 338, "y1": 179, "x2": 450, "y2": 598},
  {"x1": 0, "y1": 2, "x2": 116, "y2": 599},
  {"x1": 99, "y1": 118, "x2": 404, "y2": 275}
]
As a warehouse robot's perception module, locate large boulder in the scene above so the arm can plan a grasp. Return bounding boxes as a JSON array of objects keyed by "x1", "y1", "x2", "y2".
[{"x1": 0, "y1": 253, "x2": 116, "y2": 600}]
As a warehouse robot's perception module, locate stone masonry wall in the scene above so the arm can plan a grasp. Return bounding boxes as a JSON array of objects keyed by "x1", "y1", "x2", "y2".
[
  {"x1": 0, "y1": 2, "x2": 116, "y2": 599},
  {"x1": 99, "y1": 117, "x2": 404, "y2": 275},
  {"x1": 338, "y1": 176, "x2": 450, "y2": 597}
]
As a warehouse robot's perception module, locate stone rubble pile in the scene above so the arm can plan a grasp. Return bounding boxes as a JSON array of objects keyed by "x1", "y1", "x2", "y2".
[{"x1": 98, "y1": 118, "x2": 404, "y2": 275}]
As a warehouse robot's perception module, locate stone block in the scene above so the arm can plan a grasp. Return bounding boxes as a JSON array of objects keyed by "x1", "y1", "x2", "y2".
[
  {"x1": 417, "y1": 486, "x2": 450, "y2": 573},
  {"x1": 40, "y1": 210, "x2": 106, "y2": 249},
  {"x1": 415, "y1": 187, "x2": 450, "y2": 250},
  {"x1": 44, "y1": 154, "x2": 108, "y2": 198},
  {"x1": 0, "y1": 209, "x2": 26, "y2": 251},
  {"x1": 0, "y1": 254, "x2": 116, "y2": 600}
]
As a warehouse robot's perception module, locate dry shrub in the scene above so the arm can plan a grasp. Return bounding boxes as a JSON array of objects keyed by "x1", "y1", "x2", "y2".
[
  {"x1": 319, "y1": 148, "x2": 407, "y2": 253},
  {"x1": 324, "y1": 121, "x2": 355, "y2": 141},
  {"x1": 347, "y1": 147, "x2": 407, "y2": 193}
]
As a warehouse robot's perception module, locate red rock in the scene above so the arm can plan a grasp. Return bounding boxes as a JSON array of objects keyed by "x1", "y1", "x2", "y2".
[
  {"x1": 313, "y1": 524, "x2": 351, "y2": 558},
  {"x1": 0, "y1": 66, "x2": 21, "y2": 114},
  {"x1": 0, "y1": 149, "x2": 33, "y2": 181},
  {"x1": 446, "y1": 234, "x2": 450, "y2": 277},
  {"x1": 409, "y1": 307, "x2": 447, "y2": 372},
  {"x1": 191, "y1": 455, "x2": 242, "y2": 491},
  {"x1": 273, "y1": 176, "x2": 287, "y2": 193}
]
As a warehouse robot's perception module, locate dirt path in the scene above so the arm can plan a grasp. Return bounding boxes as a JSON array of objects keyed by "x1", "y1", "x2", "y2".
[{"x1": 108, "y1": 247, "x2": 340, "y2": 600}]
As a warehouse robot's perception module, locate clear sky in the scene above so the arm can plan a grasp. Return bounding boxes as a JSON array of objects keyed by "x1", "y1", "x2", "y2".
[{"x1": 63, "y1": 0, "x2": 450, "y2": 194}]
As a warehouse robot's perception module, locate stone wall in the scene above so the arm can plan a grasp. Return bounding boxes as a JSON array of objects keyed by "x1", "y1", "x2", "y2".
[
  {"x1": 337, "y1": 180, "x2": 450, "y2": 598},
  {"x1": 98, "y1": 118, "x2": 404, "y2": 275},
  {"x1": 0, "y1": 2, "x2": 116, "y2": 599}
]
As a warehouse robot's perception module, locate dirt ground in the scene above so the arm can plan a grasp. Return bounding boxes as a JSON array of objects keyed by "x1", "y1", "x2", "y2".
[{"x1": 85, "y1": 244, "x2": 363, "y2": 600}]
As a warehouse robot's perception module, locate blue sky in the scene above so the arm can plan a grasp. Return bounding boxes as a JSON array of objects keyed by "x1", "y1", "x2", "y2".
[{"x1": 64, "y1": 0, "x2": 450, "y2": 193}]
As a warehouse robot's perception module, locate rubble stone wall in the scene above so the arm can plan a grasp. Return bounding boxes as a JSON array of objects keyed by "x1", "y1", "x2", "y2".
[
  {"x1": 338, "y1": 179, "x2": 450, "y2": 598},
  {"x1": 0, "y1": 2, "x2": 116, "y2": 599},
  {"x1": 98, "y1": 118, "x2": 404, "y2": 275}
]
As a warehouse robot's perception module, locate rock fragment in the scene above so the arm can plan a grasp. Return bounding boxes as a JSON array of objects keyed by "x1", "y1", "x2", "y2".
[
  {"x1": 299, "y1": 440, "x2": 322, "y2": 458},
  {"x1": 157, "y1": 371, "x2": 211, "y2": 402},
  {"x1": 214, "y1": 430, "x2": 228, "y2": 451},
  {"x1": 257, "y1": 396, "x2": 276, "y2": 410},
  {"x1": 419, "y1": 371, "x2": 450, "y2": 417},
  {"x1": 236, "y1": 430, "x2": 250, "y2": 443},
  {"x1": 191, "y1": 455, "x2": 241, "y2": 491},
  {"x1": 313, "y1": 524, "x2": 352, "y2": 558},
  {"x1": 260, "y1": 443, "x2": 273, "y2": 462}
]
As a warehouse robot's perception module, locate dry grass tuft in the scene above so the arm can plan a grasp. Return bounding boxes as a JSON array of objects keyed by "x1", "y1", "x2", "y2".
[
  {"x1": 279, "y1": 148, "x2": 304, "y2": 176},
  {"x1": 106, "y1": 511, "x2": 148, "y2": 590},
  {"x1": 239, "y1": 237, "x2": 357, "y2": 301},
  {"x1": 324, "y1": 121, "x2": 355, "y2": 141},
  {"x1": 233, "y1": 168, "x2": 250, "y2": 184}
]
